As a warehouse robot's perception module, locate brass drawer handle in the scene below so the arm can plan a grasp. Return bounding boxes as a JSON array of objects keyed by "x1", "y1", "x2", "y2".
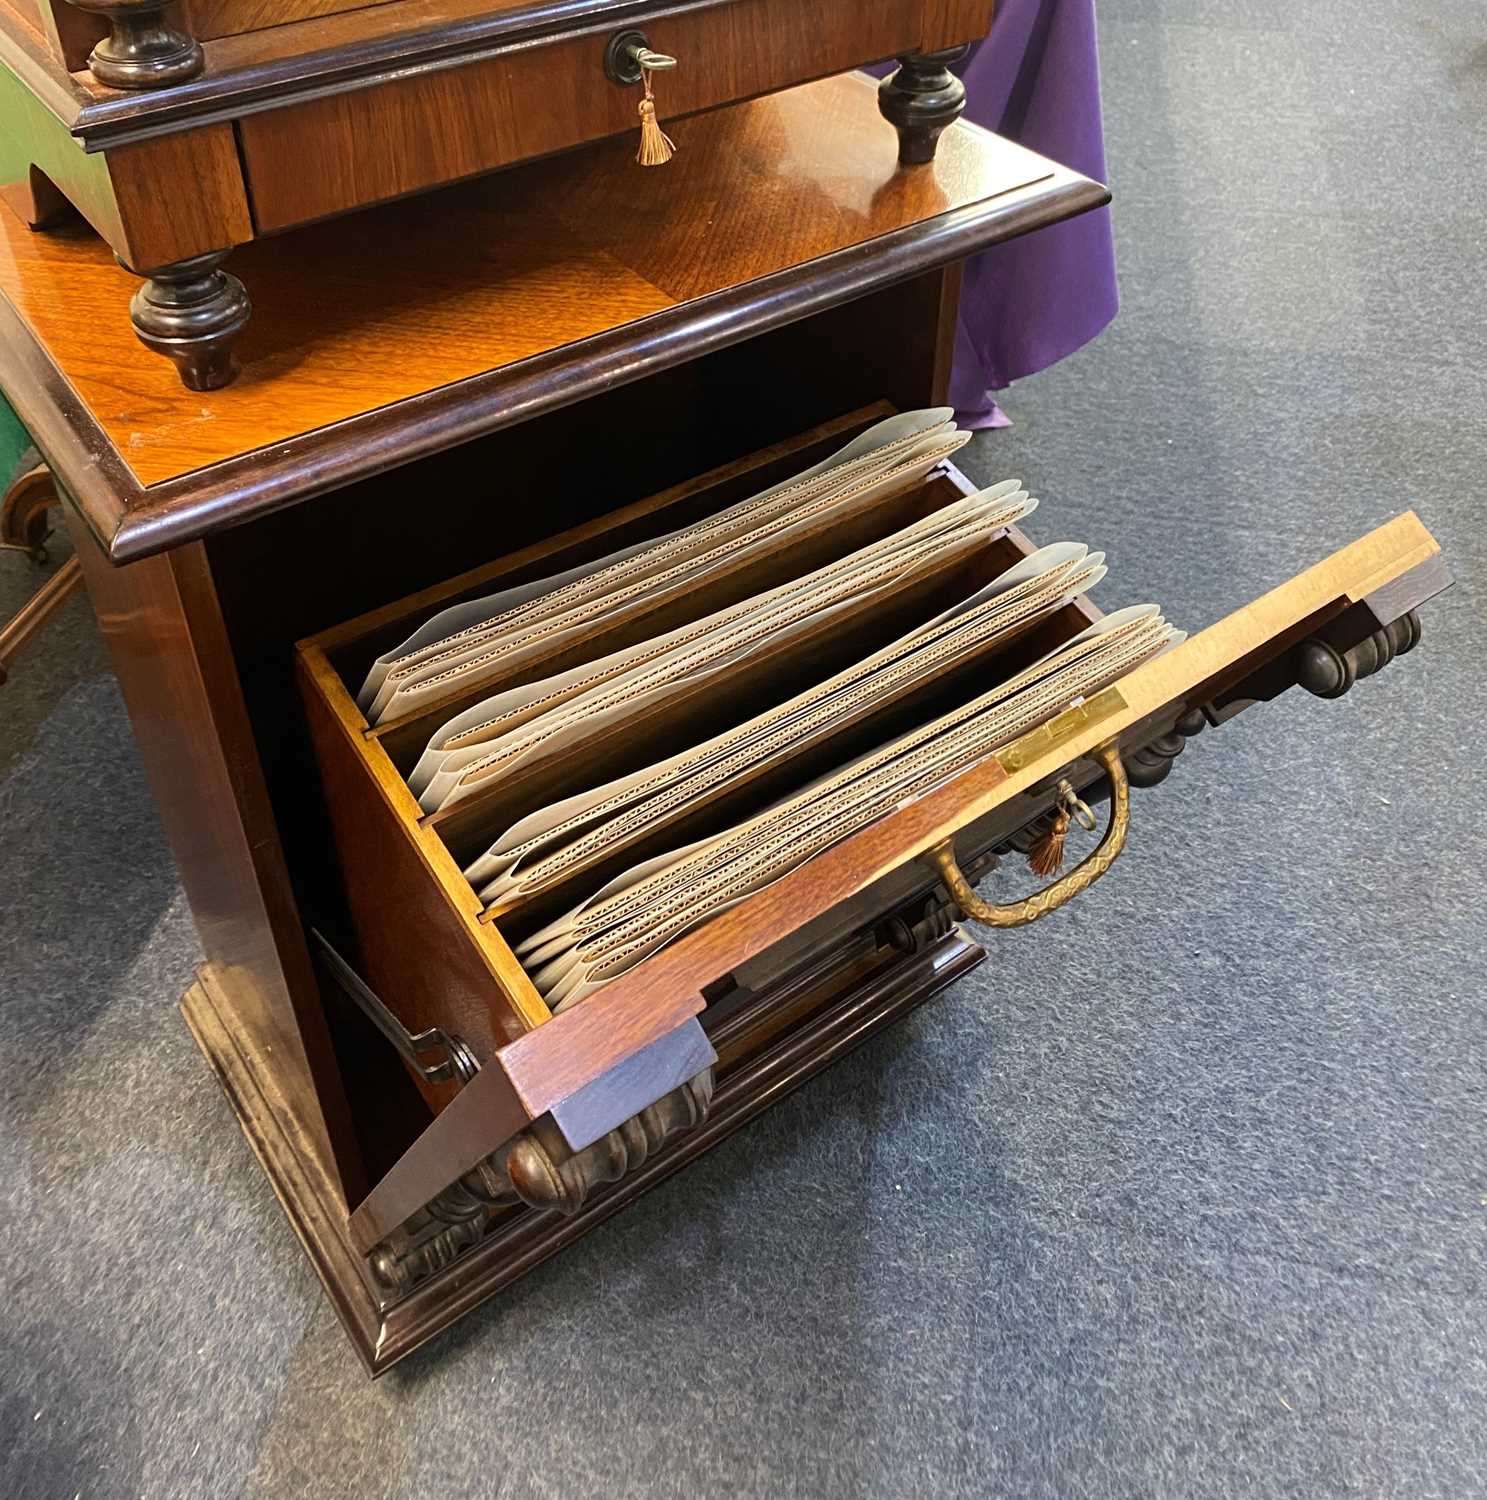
[{"x1": 925, "y1": 742, "x2": 1129, "y2": 928}]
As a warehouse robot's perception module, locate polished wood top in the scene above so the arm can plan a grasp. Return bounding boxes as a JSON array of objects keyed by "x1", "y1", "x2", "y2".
[{"x1": 0, "y1": 73, "x2": 1106, "y2": 559}]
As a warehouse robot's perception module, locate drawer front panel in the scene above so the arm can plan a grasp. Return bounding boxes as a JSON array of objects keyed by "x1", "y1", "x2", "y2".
[
  {"x1": 238, "y1": 0, "x2": 994, "y2": 231},
  {"x1": 491, "y1": 511, "x2": 1448, "y2": 1107}
]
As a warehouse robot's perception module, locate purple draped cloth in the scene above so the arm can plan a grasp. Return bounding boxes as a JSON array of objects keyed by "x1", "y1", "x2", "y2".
[{"x1": 878, "y1": 0, "x2": 1118, "y2": 427}]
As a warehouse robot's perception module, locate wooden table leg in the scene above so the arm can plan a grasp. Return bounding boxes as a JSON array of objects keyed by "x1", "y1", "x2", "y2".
[
  {"x1": 0, "y1": 553, "x2": 83, "y2": 685},
  {"x1": 124, "y1": 251, "x2": 252, "y2": 391}
]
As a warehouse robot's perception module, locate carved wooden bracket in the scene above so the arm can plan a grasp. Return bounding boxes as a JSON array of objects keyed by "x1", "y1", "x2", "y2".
[{"x1": 369, "y1": 1069, "x2": 714, "y2": 1298}]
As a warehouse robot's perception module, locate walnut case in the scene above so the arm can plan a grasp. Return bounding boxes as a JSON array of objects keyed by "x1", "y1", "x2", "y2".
[{"x1": 0, "y1": 79, "x2": 1450, "y2": 1373}]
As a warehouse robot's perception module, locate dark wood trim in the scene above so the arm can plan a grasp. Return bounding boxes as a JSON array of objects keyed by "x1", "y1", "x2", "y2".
[
  {"x1": 84, "y1": 165, "x2": 1106, "y2": 562},
  {"x1": 0, "y1": 289, "x2": 140, "y2": 554}
]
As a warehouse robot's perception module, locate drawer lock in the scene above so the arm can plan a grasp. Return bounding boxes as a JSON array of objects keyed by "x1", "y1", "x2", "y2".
[{"x1": 604, "y1": 29, "x2": 679, "y2": 166}]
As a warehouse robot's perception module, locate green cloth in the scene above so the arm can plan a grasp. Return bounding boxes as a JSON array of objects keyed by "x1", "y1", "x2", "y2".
[{"x1": 0, "y1": 390, "x2": 30, "y2": 488}]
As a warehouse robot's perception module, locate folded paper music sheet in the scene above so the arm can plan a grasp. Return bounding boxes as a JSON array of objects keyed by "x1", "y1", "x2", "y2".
[
  {"x1": 358, "y1": 407, "x2": 1178, "y2": 1012},
  {"x1": 360, "y1": 408, "x2": 961, "y2": 723},
  {"x1": 464, "y1": 541, "x2": 1107, "y2": 903},
  {"x1": 412, "y1": 480, "x2": 1030, "y2": 811},
  {"x1": 519, "y1": 607, "x2": 1184, "y2": 1008}
]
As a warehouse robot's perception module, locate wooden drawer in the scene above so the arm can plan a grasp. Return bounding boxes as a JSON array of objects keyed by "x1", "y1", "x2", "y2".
[
  {"x1": 238, "y1": 0, "x2": 996, "y2": 231},
  {"x1": 293, "y1": 403, "x2": 1449, "y2": 1258}
]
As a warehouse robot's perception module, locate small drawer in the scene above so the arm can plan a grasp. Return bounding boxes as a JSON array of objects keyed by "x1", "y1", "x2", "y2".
[
  {"x1": 294, "y1": 404, "x2": 1448, "y2": 1249},
  {"x1": 238, "y1": 0, "x2": 995, "y2": 232}
]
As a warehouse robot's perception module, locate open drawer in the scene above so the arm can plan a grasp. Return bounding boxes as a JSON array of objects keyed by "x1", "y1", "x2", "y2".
[{"x1": 293, "y1": 404, "x2": 1449, "y2": 1268}]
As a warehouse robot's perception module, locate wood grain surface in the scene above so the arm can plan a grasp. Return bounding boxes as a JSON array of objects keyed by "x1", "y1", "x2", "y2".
[
  {"x1": 921, "y1": 0, "x2": 997, "y2": 50},
  {"x1": 106, "y1": 123, "x2": 254, "y2": 267},
  {"x1": 297, "y1": 645, "x2": 552, "y2": 1076},
  {"x1": 63, "y1": 512, "x2": 368, "y2": 1206},
  {"x1": 184, "y1": 0, "x2": 406, "y2": 41},
  {"x1": 0, "y1": 0, "x2": 47, "y2": 42},
  {"x1": 53, "y1": 0, "x2": 993, "y2": 147},
  {"x1": 0, "y1": 59, "x2": 251, "y2": 265},
  {"x1": 238, "y1": 0, "x2": 931, "y2": 230},
  {"x1": 0, "y1": 73, "x2": 1074, "y2": 489}
]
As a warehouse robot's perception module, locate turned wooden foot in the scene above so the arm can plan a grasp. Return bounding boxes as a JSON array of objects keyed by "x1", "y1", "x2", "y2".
[
  {"x1": 366, "y1": 1070, "x2": 715, "y2": 1297},
  {"x1": 1294, "y1": 611, "x2": 1423, "y2": 699},
  {"x1": 878, "y1": 47, "x2": 970, "y2": 165},
  {"x1": 126, "y1": 252, "x2": 251, "y2": 391},
  {"x1": 61, "y1": 0, "x2": 203, "y2": 89}
]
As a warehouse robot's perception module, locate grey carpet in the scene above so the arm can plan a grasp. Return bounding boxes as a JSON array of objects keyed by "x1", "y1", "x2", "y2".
[{"x1": 3, "y1": 3, "x2": 1485, "y2": 1496}]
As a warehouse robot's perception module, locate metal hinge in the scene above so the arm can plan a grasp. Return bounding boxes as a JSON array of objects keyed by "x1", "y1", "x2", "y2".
[{"x1": 311, "y1": 930, "x2": 479, "y2": 1087}]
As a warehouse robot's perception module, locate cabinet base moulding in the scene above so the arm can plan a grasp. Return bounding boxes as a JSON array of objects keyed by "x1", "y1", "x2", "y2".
[{"x1": 182, "y1": 928, "x2": 985, "y2": 1375}]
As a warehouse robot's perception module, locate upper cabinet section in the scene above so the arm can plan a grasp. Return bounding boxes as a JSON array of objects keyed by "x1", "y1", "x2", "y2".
[
  {"x1": 235, "y1": 0, "x2": 989, "y2": 232},
  {"x1": 0, "y1": 73, "x2": 1103, "y2": 562},
  {"x1": 2, "y1": 0, "x2": 996, "y2": 141}
]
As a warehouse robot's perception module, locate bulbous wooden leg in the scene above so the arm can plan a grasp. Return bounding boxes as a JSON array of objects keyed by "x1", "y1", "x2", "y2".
[
  {"x1": 878, "y1": 46, "x2": 971, "y2": 165},
  {"x1": 503, "y1": 1068, "x2": 715, "y2": 1215},
  {"x1": 125, "y1": 252, "x2": 251, "y2": 392},
  {"x1": 366, "y1": 1070, "x2": 716, "y2": 1296},
  {"x1": 62, "y1": 0, "x2": 203, "y2": 89},
  {"x1": 1294, "y1": 611, "x2": 1423, "y2": 698}
]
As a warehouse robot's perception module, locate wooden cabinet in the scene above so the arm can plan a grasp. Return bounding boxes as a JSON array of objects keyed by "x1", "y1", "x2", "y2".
[
  {"x1": 0, "y1": 77, "x2": 1450, "y2": 1374},
  {"x1": 0, "y1": 0, "x2": 995, "y2": 384}
]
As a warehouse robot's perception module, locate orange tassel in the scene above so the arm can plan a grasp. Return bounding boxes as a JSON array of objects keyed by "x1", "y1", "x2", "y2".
[
  {"x1": 1026, "y1": 807, "x2": 1072, "y2": 878},
  {"x1": 637, "y1": 69, "x2": 676, "y2": 166}
]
